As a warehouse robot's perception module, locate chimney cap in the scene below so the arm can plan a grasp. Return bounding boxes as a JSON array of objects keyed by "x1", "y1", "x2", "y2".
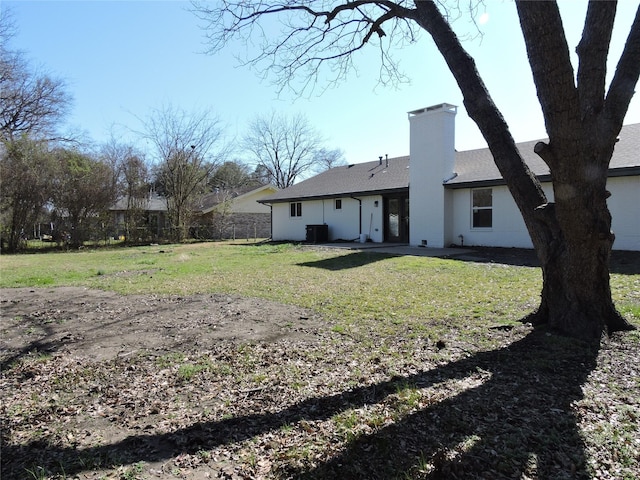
[{"x1": 408, "y1": 103, "x2": 457, "y2": 117}]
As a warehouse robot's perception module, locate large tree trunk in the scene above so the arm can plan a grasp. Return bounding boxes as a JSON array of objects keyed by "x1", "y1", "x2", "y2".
[
  {"x1": 412, "y1": 0, "x2": 639, "y2": 340},
  {"x1": 515, "y1": 1, "x2": 639, "y2": 339},
  {"x1": 529, "y1": 148, "x2": 634, "y2": 340}
]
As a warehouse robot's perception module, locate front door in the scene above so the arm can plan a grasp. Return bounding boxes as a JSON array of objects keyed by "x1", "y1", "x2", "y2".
[{"x1": 384, "y1": 195, "x2": 409, "y2": 243}]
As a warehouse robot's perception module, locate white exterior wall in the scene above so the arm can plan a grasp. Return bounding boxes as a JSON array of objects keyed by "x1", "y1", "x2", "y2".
[
  {"x1": 323, "y1": 197, "x2": 360, "y2": 241},
  {"x1": 270, "y1": 195, "x2": 384, "y2": 242},
  {"x1": 231, "y1": 188, "x2": 277, "y2": 214},
  {"x1": 408, "y1": 104, "x2": 457, "y2": 248},
  {"x1": 607, "y1": 176, "x2": 640, "y2": 251},
  {"x1": 271, "y1": 200, "x2": 323, "y2": 241},
  {"x1": 450, "y1": 178, "x2": 638, "y2": 251},
  {"x1": 358, "y1": 195, "x2": 385, "y2": 242},
  {"x1": 450, "y1": 185, "x2": 551, "y2": 248}
]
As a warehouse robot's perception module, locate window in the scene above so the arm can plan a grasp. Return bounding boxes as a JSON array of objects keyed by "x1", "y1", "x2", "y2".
[
  {"x1": 472, "y1": 188, "x2": 492, "y2": 228},
  {"x1": 290, "y1": 202, "x2": 302, "y2": 217},
  {"x1": 335, "y1": 199, "x2": 342, "y2": 210}
]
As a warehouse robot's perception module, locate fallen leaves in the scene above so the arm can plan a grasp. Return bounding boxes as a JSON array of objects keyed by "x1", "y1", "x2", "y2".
[{"x1": 1, "y1": 291, "x2": 639, "y2": 479}]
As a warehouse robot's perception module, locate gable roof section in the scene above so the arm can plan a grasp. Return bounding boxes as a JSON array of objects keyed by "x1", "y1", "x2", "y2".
[
  {"x1": 446, "y1": 123, "x2": 640, "y2": 188},
  {"x1": 198, "y1": 184, "x2": 278, "y2": 214},
  {"x1": 446, "y1": 139, "x2": 545, "y2": 188},
  {"x1": 260, "y1": 156, "x2": 410, "y2": 203},
  {"x1": 260, "y1": 123, "x2": 639, "y2": 202},
  {"x1": 110, "y1": 192, "x2": 167, "y2": 212}
]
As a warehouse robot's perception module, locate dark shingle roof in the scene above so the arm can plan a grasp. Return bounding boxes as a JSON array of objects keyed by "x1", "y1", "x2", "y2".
[
  {"x1": 261, "y1": 156, "x2": 410, "y2": 203},
  {"x1": 260, "y1": 124, "x2": 639, "y2": 203},
  {"x1": 447, "y1": 123, "x2": 640, "y2": 187},
  {"x1": 447, "y1": 139, "x2": 545, "y2": 187},
  {"x1": 110, "y1": 192, "x2": 167, "y2": 212}
]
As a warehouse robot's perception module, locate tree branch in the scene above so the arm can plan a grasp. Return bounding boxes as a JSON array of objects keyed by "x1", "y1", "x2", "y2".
[
  {"x1": 533, "y1": 141, "x2": 555, "y2": 169},
  {"x1": 576, "y1": 1, "x2": 616, "y2": 119},
  {"x1": 515, "y1": 1, "x2": 579, "y2": 139},
  {"x1": 192, "y1": 0, "x2": 415, "y2": 95}
]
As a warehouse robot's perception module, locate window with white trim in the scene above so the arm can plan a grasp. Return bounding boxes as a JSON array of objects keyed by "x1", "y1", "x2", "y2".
[
  {"x1": 472, "y1": 188, "x2": 492, "y2": 228},
  {"x1": 335, "y1": 198, "x2": 342, "y2": 210},
  {"x1": 290, "y1": 202, "x2": 302, "y2": 217}
]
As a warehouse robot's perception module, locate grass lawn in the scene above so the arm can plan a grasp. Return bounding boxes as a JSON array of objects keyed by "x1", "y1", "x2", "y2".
[{"x1": 1, "y1": 241, "x2": 639, "y2": 479}]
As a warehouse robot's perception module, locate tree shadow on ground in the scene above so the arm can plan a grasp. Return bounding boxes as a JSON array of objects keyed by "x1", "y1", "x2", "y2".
[
  {"x1": 450, "y1": 247, "x2": 640, "y2": 275},
  {"x1": 291, "y1": 330, "x2": 598, "y2": 479},
  {"x1": 298, "y1": 251, "x2": 399, "y2": 270},
  {"x1": 609, "y1": 250, "x2": 640, "y2": 275},
  {"x1": 1, "y1": 329, "x2": 599, "y2": 479},
  {"x1": 0, "y1": 320, "x2": 59, "y2": 372}
]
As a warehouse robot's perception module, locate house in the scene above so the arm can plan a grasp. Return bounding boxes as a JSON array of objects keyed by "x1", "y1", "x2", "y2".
[
  {"x1": 110, "y1": 191, "x2": 168, "y2": 240},
  {"x1": 111, "y1": 185, "x2": 278, "y2": 241},
  {"x1": 259, "y1": 103, "x2": 639, "y2": 251},
  {"x1": 193, "y1": 184, "x2": 278, "y2": 239}
]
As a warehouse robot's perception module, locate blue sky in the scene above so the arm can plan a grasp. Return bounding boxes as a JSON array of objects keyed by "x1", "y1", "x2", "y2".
[{"x1": 5, "y1": 0, "x2": 640, "y2": 166}]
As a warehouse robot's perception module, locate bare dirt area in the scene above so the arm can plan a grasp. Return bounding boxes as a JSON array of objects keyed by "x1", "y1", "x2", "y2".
[
  {"x1": 0, "y1": 287, "x2": 321, "y2": 365},
  {"x1": 1, "y1": 287, "x2": 328, "y2": 479}
]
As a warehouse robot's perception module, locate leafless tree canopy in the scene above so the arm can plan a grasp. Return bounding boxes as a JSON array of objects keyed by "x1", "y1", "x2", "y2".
[
  {"x1": 101, "y1": 139, "x2": 151, "y2": 241},
  {"x1": 140, "y1": 105, "x2": 228, "y2": 240},
  {"x1": 192, "y1": 0, "x2": 442, "y2": 94},
  {"x1": 243, "y1": 111, "x2": 323, "y2": 188},
  {"x1": 312, "y1": 146, "x2": 346, "y2": 173},
  {"x1": 0, "y1": 9, "x2": 71, "y2": 142}
]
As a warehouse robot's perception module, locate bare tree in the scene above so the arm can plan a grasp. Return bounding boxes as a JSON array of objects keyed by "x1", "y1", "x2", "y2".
[
  {"x1": 141, "y1": 105, "x2": 227, "y2": 241},
  {"x1": 243, "y1": 111, "x2": 323, "y2": 188},
  {"x1": 0, "y1": 9, "x2": 71, "y2": 142},
  {"x1": 101, "y1": 139, "x2": 150, "y2": 242},
  {"x1": 193, "y1": 0, "x2": 640, "y2": 340},
  {"x1": 313, "y1": 147, "x2": 346, "y2": 173}
]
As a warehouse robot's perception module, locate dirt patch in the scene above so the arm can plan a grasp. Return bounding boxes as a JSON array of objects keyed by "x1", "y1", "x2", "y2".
[
  {"x1": 1, "y1": 287, "x2": 334, "y2": 479},
  {"x1": 0, "y1": 287, "x2": 322, "y2": 365}
]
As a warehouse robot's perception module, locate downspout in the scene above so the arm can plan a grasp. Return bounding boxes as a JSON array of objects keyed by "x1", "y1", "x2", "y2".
[
  {"x1": 350, "y1": 196, "x2": 362, "y2": 236},
  {"x1": 322, "y1": 199, "x2": 325, "y2": 224}
]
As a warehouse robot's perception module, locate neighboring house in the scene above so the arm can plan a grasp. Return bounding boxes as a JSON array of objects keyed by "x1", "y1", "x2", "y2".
[
  {"x1": 259, "y1": 103, "x2": 639, "y2": 251},
  {"x1": 110, "y1": 191, "x2": 168, "y2": 240},
  {"x1": 192, "y1": 184, "x2": 279, "y2": 240},
  {"x1": 111, "y1": 185, "x2": 278, "y2": 241}
]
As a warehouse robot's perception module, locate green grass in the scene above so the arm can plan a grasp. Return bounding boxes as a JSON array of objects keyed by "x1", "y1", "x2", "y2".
[
  {"x1": 2, "y1": 241, "x2": 637, "y2": 337},
  {"x1": 0, "y1": 242, "x2": 542, "y2": 332}
]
